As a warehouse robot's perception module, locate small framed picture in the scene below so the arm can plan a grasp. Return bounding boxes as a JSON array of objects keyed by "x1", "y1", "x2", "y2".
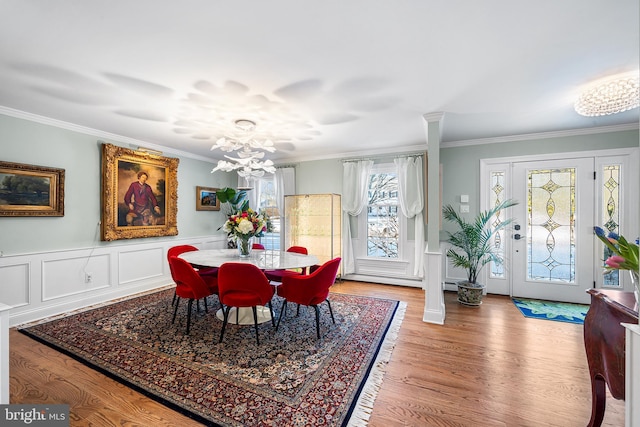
[
  {"x1": 0, "y1": 161, "x2": 65, "y2": 216},
  {"x1": 196, "y1": 186, "x2": 220, "y2": 211}
]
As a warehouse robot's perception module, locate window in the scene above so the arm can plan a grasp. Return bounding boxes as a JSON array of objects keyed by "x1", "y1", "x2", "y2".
[
  {"x1": 256, "y1": 177, "x2": 281, "y2": 250},
  {"x1": 366, "y1": 166, "x2": 399, "y2": 258},
  {"x1": 601, "y1": 163, "x2": 622, "y2": 287}
]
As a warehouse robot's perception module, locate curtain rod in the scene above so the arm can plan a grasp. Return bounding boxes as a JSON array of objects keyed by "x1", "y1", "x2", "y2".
[{"x1": 341, "y1": 152, "x2": 424, "y2": 163}]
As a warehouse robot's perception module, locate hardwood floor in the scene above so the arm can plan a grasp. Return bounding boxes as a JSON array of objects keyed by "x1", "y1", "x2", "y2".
[{"x1": 10, "y1": 281, "x2": 625, "y2": 426}]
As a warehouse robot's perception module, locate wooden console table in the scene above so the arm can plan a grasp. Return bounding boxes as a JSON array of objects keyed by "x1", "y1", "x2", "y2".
[{"x1": 584, "y1": 289, "x2": 638, "y2": 427}]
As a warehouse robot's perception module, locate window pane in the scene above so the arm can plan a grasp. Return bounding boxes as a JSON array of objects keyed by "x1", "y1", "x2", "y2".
[
  {"x1": 257, "y1": 178, "x2": 280, "y2": 250},
  {"x1": 489, "y1": 171, "x2": 506, "y2": 278},
  {"x1": 602, "y1": 164, "x2": 621, "y2": 287},
  {"x1": 527, "y1": 168, "x2": 575, "y2": 283},
  {"x1": 367, "y1": 172, "x2": 398, "y2": 258}
]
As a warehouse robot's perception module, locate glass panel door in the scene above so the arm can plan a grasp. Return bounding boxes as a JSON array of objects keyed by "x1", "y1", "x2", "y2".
[{"x1": 512, "y1": 158, "x2": 594, "y2": 303}]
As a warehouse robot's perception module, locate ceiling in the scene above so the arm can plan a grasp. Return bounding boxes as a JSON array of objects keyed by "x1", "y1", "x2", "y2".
[{"x1": 0, "y1": 1, "x2": 638, "y2": 164}]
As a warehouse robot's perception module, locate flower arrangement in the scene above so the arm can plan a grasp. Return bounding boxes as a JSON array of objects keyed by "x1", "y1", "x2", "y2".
[
  {"x1": 593, "y1": 226, "x2": 639, "y2": 295},
  {"x1": 223, "y1": 208, "x2": 267, "y2": 256}
]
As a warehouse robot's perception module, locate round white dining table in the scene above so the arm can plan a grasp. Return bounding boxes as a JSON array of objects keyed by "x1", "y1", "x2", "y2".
[
  {"x1": 178, "y1": 248, "x2": 319, "y2": 270},
  {"x1": 178, "y1": 249, "x2": 319, "y2": 325}
]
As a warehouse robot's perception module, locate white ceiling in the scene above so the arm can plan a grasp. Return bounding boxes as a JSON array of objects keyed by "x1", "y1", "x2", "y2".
[{"x1": 0, "y1": 1, "x2": 638, "y2": 163}]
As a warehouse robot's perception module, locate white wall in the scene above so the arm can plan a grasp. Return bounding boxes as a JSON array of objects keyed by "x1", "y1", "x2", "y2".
[{"x1": 0, "y1": 113, "x2": 234, "y2": 325}]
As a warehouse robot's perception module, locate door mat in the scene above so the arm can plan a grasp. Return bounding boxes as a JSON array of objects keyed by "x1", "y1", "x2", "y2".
[{"x1": 512, "y1": 298, "x2": 589, "y2": 324}]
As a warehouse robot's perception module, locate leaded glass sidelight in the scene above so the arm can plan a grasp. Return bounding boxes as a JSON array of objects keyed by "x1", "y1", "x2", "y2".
[
  {"x1": 490, "y1": 171, "x2": 506, "y2": 278},
  {"x1": 602, "y1": 164, "x2": 621, "y2": 287},
  {"x1": 527, "y1": 168, "x2": 576, "y2": 282}
]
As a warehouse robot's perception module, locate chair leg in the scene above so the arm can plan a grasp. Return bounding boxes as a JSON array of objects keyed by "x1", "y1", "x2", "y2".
[
  {"x1": 313, "y1": 305, "x2": 321, "y2": 339},
  {"x1": 296, "y1": 304, "x2": 301, "y2": 316},
  {"x1": 196, "y1": 299, "x2": 201, "y2": 313},
  {"x1": 235, "y1": 306, "x2": 240, "y2": 325},
  {"x1": 204, "y1": 297, "x2": 209, "y2": 313},
  {"x1": 252, "y1": 306, "x2": 260, "y2": 345},
  {"x1": 268, "y1": 301, "x2": 275, "y2": 327},
  {"x1": 186, "y1": 299, "x2": 194, "y2": 334},
  {"x1": 326, "y1": 299, "x2": 335, "y2": 324},
  {"x1": 172, "y1": 297, "x2": 180, "y2": 324},
  {"x1": 219, "y1": 305, "x2": 231, "y2": 343},
  {"x1": 276, "y1": 300, "x2": 288, "y2": 330},
  {"x1": 172, "y1": 290, "x2": 177, "y2": 306}
]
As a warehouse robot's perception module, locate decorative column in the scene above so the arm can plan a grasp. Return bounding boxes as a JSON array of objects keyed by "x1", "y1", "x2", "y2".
[
  {"x1": 0, "y1": 303, "x2": 10, "y2": 404},
  {"x1": 623, "y1": 323, "x2": 640, "y2": 427},
  {"x1": 422, "y1": 112, "x2": 445, "y2": 324}
]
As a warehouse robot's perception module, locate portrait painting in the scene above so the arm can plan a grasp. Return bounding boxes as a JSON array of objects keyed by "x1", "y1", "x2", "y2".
[
  {"x1": 0, "y1": 161, "x2": 65, "y2": 216},
  {"x1": 101, "y1": 143, "x2": 179, "y2": 241},
  {"x1": 196, "y1": 186, "x2": 220, "y2": 211}
]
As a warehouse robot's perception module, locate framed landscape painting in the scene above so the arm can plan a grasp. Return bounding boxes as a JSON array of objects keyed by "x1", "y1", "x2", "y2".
[
  {"x1": 101, "y1": 143, "x2": 179, "y2": 241},
  {"x1": 0, "y1": 161, "x2": 65, "y2": 216},
  {"x1": 196, "y1": 186, "x2": 220, "y2": 211}
]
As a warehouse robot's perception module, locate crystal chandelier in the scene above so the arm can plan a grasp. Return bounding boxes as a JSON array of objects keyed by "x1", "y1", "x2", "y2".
[
  {"x1": 574, "y1": 72, "x2": 640, "y2": 117},
  {"x1": 210, "y1": 119, "x2": 277, "y2": 178}
]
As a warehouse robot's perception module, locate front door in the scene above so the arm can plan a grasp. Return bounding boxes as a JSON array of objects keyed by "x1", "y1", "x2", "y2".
[{"x1": 511, "y1": 158, "x2": 594, "y2": 304}]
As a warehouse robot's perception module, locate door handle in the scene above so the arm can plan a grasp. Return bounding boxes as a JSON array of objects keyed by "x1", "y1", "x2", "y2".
[{"x1": 514, "y1": 233, "x2": 525, "y2": 240}]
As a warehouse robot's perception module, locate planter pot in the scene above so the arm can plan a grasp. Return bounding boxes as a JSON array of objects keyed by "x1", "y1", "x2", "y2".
[{"x1": 456, "y1": 281, "x2": 486, "y2": 306}]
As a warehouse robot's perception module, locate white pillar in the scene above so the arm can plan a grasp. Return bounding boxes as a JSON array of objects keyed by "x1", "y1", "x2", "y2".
[
  {"x1": 623, "y1": 323, "x2": 640, "y2": 427},
  {"x1": 422, "y1": 112, "x2": 445, "y2": 324},
  {"x1": 0, "y1": 303, "x2": 10, "y2": 404}
]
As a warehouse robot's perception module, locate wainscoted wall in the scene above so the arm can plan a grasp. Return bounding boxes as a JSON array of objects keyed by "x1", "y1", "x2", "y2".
[{"x1": 0, "y1": 235, "x2": 227, "y2": 327}]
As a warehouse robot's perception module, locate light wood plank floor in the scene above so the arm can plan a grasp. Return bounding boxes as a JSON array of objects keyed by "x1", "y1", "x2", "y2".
[{"x1": 10, "y1": 281, "x2": 625, "y2": 426}]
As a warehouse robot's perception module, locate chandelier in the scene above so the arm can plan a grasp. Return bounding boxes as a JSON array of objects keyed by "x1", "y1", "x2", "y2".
[
  {"x1": 210, "y1": 119, "x2": 277, "y2": 178},
  {"x1": 574, "y1": 72, "x2": 640, "y2": 117}
]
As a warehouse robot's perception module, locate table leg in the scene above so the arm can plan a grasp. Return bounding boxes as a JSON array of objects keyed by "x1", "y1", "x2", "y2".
[
  {"x1": 587, "y1": 374, "x2": 606, "y2": 427},
  {"x1": 216, "y1": 306, "x2": 272, "y2": 325}
]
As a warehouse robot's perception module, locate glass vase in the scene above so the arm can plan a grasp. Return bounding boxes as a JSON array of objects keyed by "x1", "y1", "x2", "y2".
[{"x1": 237, "y1": 236, "x2": 253, "y2": 258}]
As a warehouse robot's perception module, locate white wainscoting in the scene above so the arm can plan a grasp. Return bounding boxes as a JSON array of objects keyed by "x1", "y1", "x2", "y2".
[
  {"x1": 346, "y1": 256, "x2": 423, "y2": 288},
  {"x1": 0, "y1": 235, "x2": 227, "y2": 327}
]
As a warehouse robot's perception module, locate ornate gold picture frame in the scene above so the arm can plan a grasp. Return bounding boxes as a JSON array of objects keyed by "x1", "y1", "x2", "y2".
[
  {"x1": 101, "y1": 143, "x2": 179, "y2": 241},
  {"x1": 0, "y1": 161, "x2": 65, "y2": 216},
  {"x1": 196, "y1": 186, "x2": 220, "y2": 211}
]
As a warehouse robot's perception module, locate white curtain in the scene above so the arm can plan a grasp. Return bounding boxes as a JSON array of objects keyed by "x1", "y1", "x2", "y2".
[
  {"x1": 275, "y1": 168, "x2": 295, "y2": 249},
  {"x1": 394, "y1": 156, "x2": 424, "y2": 277},
  {"x1": 342, "y1": 160, "x2": 373, "y2": 275},
  {"x1": 236, "y1": 176, "x2": 260, "y2": 211}
]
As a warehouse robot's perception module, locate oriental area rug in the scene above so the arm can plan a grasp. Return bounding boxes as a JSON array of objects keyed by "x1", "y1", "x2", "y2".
[
  {"x1": 512, "y1": 298, "x2": 589, "y2": 324},
  {"x1": 19, "y1": 288, "x2": 405, "y2": 427}
]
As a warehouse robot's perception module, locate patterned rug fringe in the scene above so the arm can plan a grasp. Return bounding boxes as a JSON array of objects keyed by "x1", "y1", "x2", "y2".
[{"x1": 347, "y1": 301, "x2": 407, "y2": 426}]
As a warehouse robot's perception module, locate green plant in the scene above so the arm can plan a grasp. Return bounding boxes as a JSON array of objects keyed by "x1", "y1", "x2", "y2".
[
  {"x1": 216, "y1": 187, "x2": 249, "y2": 216},
  {"x1": 443, "y1": 199, "x2": 518, "y2": 285},
  {"x1": 593, "y1": 226, "x2": 639, "y2": 274}
]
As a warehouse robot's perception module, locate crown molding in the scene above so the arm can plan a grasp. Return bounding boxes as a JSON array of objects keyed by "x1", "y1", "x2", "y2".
[
  {"x1": 3, "y1": 105, "x2": 637, "y2": 164},
  {"x1": 0, "y1": 106, "x2": 218, "y2": 164},
  {"x1": 441, "y1": 123, "x2": 639, "y2": 148},
  {"x1": 278, "y1": 143, "x2": 428, "y2": 165}
]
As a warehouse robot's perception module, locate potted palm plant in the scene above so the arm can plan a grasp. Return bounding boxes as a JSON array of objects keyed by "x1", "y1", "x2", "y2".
[{"x1": 442, "y1": 199, "x2": 518, "y2": 306}]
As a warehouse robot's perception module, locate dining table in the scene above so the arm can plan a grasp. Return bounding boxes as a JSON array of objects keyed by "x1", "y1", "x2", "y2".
[{"x1": 178, "y1": 248, "x2": 319, "y2": 325}]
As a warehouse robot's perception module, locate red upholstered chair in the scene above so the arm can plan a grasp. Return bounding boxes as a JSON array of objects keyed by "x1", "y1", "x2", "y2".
[
  {"x1": 168, "y1": 256, "x2": 217, "y2": 334},
  {"x1": 168, "y1": 245, "x2": 218, "y2": 277},
  {"x1": 167, "y1": 245, "x2": 218, "y2": 306},
  {"x1": 276, "y1": 257, "x2": 341, "y2": 339},
  {"x1": 264, "y1": 246, "x2": 308, "y2": 283},
  {"x1": 252, "y1": 243, "x2": 265, "y2": 250},
  {"x1": 217, "y1": 262, "x2": 275, "y2": 345}
]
